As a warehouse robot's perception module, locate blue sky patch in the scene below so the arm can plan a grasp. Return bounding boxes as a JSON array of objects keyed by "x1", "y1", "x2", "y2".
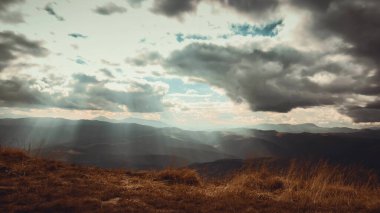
[
  {"x1": 144, "y1": 77, "x2": 229, "y2": 102},
  {"x1": 176, "y1": 33, "x2": 185, "y2": 42},
  {"x1": 176, "y1": 33, "x2": 211, "y2": 43},
  {"x1": 75, "y1": 58, "x2": 87, "y2": 65},
  {"x1": 230, "y1": 20, "x2": 283, "y2": 37}
]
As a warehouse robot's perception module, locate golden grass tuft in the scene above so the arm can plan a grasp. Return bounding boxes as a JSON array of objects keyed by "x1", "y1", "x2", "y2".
[
  {"x1": 230, "y1": 173, "x2": 285, "y2": 192},
  {"x1": 155, "y1": 168, "x2": 202, "y2": 186},
  {"x1": 0, "y1": 146, "x2": 29, "y2": 162}
]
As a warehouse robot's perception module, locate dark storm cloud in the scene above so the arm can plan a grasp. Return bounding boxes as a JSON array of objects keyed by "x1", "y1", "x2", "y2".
[
  {"x1": 215, "y1": 0, "x2": 279, "y2": 16},
  {"x1": 287, "y1": 0, "x2": 380, "y2": 121},
  {"x1": 0, "y1": 0, "x2": 24, "y2": 24},
  {"x1": 0, "y1": 0, "x2": 23, "y2": 11},
  {"x1": 165, "y1": 43, "x2": 355, "y2": 113},
  {"x1": 151, "y1": 0, "x2": 280, "y2": 18},
  {"x1": 127, "y1": 0, "x2": 147, "y2": 8},
  {"x1": 289, "y1": 0, "x2": 380, "y2": 77},
  {"x1": 165, "y1": 41, "x2": 380, "y2": 122},
  {"x1": 0, "y1": 78, "x2": 49, "y2": 107},
  {"x1": 0, "y1": 31, "x2": 48, "y2": 72},
  {"x1": 165, "y1": 42, "x2": 379, "y2": 121},
  {"x1": 339, "y1": 103, "x2": 380, "y2": 123},
  {"x1": 44, "y1": 3, "x2": 64, "y2": 21},
  {"x1": 152, "y1": 0, "x2": 199, "y2": 17},
  {"x1": 160, "y1": 0, "x2": 380, "y2": 122},
  {"x1": 94, "y1": 3, "x2": 127, "y2": 15},
  {"x1": 0, "y1": 75, "x2": 71, "y2": 110}
]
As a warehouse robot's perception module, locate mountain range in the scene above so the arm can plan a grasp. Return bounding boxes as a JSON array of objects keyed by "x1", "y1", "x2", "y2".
[
  {"x1": 250, "y1": 123, "x2": 358, "y2": 133},
  {"x1": 93, "y1": 116, "x2": 170, "y2": 128},
  {"x1": 0, "y1": 117, "x2": 379, "y2": 172}
]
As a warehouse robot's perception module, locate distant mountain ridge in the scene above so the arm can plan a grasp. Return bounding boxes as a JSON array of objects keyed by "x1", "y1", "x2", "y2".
[
  {"x1": 94, "y1": 116, "x2": 170, "y2": 128},
  {"x1": 250, "y1": 123, "x2": 358, "y2": 133},
  {"x1": 0, "y1": 117, "x2": 379, "y2": 171},
  {"x1": 0, "y1": 117, "x2": 232, "y2": 169},
  {"x1": 1, "y1": 116, "x2": 358, "y2": 133}
]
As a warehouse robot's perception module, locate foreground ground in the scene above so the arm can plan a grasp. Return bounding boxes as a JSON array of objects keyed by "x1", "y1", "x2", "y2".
[{"x1": 1, "y1": 147, "x2": 380, "y2": 212}]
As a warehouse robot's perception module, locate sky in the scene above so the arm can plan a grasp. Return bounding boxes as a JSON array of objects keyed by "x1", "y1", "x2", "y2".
[{"x1": 0, "y1": 0, "x2": 380, "y2": 130}]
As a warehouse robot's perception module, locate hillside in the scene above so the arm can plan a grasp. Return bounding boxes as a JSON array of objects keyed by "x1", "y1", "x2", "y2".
[{"x1": 1, "y1": 147, "x2": 380, "y2": 212}]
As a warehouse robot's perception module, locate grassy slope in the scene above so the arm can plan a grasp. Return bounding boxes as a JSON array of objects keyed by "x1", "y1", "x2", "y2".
[{"x1": 1, "y1": 147, "x2": 380, "y2": 213}]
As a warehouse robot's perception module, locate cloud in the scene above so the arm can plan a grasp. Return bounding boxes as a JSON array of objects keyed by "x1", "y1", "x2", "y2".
[
  {"x1": 0, "y1": 73, "x2": 168, "y2": 113},
  {"x1": 339, "y1": 102, "x2": 380, "y2": 123},
  {"x1": 44, "y1": 3, "x2": 64, "y2": 21},
  {"x1": 0, "y1": 31, "x2": 48, "y2": 72},
  {"x1": 127, "y1": 0, "x2": 147, "y2": 8},
  {"x1": 159, "y1": 0, "x2": 380, "y2": 123},
  {"x1": 165, "y1": 43, "x2": 376, "y2": 115},
  {"x1": 0, "y1": 11, "x2": 24, "y2": 24},
  {"x1": 290, "y1": 0, "x2": 337, "y2": 12},
  {"x1": 215, "y1": 0, "x2": 280, "y2": 16},
  {"x1": 151, "y1": 0, "x2": 280, "y2": 19},
  {"x1": 0, "y1": 0, "x2": 23, "y2": 12},
  {"x1": 94, "y1": 3, "x2": 127, "y2": 15},
  {"x1": 287, "y1": 0, "x2": 380, "y2": 121},
  {"x1": 99, "y1": 68, "x2": 115, "y2": 78},
  {"x1": 72, "y1": 74, "x2": 99, "y2": 84},
  {"x1": 59, "y1": 74, "x2": 168, "y2": 112},
  {"x1": 68, "y1": 33, "x2": 88, "y2": 39},
  {"x1": 290, "y1": 0, "x2": 380, "y2": 80},
  {"x1": 126, "y1": 51, "x2": 163, "y2": 66},
  {"x1": 152, "y1": 0, "x2": 199, "y2": 18},
  {"x1": 0, "y1": 0, "x2": 24, "y2": 24},
  {"x1": 85, "y1": 85, "x2": 166, "y2": 113},
  {"x1": 0, "y1": 77, "x2": 49, "y2": 107}
]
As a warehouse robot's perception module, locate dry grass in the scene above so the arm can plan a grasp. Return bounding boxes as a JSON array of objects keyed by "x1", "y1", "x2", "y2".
[
  {"x1": 155, "y1": 168, "x2": 201, "y2": 186},
  {"x1": 1, "y1": 147, "x2": 380, "y2": 213}
]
